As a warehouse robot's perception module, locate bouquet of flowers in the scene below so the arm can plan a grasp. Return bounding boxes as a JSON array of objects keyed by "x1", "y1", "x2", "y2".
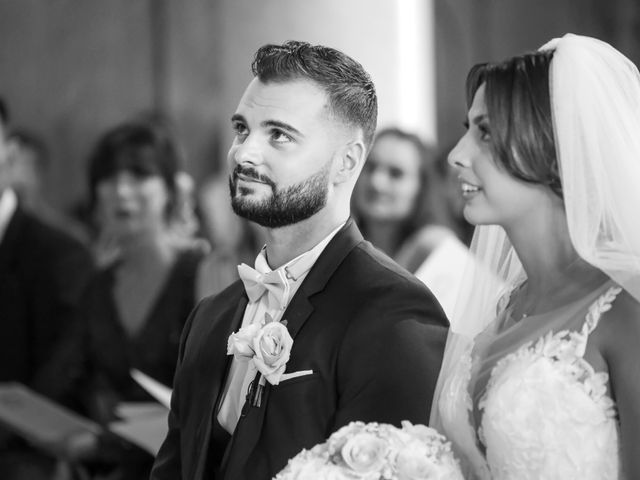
[{"x1": 274, "y1": 421, "x2": 463, "y2": 480}]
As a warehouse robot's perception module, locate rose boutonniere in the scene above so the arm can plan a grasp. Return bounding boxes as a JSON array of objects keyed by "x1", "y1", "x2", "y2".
[
  {"x1": 227, "y1": 323, "x2": 262, "y2": 361},
  {"x1": 252, "y1": 321, "x2": 293, "y2": 385},
  {"x1": 227, "y1": 315, "x2": 293, "y2": 406}
]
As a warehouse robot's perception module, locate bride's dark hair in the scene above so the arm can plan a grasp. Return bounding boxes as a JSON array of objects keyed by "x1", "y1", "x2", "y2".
[{"x1": 466, "y1": 50, "x2": 562, "y2": 198}]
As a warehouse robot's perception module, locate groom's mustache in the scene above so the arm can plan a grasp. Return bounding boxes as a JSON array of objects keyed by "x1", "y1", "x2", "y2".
[{"x1": 230, "y1": 165, "x2": 276, "y2": 190}]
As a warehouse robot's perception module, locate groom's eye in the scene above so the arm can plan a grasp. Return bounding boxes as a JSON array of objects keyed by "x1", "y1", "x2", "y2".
[
  {"x1": 232, "y1": 122, "x2": 249, "y2": 140},
  {"x1": 270, "y1": 129, "x2": 293, "y2": 144}
]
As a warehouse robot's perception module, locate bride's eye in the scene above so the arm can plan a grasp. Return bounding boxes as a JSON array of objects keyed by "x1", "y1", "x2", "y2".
[{"x1": 478, "y1": 123, "x2": 491, "y2": 141}]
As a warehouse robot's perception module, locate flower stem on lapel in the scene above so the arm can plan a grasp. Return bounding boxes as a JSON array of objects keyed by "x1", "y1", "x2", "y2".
[{"x1": 248, "y1": 374, "x2": 267, "y2": 408}]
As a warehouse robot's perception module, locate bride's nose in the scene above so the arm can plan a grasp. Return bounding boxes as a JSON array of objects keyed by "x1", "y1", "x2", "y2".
[{"x1": 447, "y1": 137, "x2": 470, "y2": 169}]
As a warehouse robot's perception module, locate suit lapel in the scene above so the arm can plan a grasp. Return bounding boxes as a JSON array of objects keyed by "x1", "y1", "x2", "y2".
[
  {"x1": 215, "y1": 296, "x2": 248, "y2": 413},
  {"x1": 194, "y1": 285, "x2": 248, "y2": 480},
  {"x1": 283, "y1": 218, "x2": 363, "y2": 339},
  {"x1": 0, "y1": 207, "x2": 25, "y2": 269}
]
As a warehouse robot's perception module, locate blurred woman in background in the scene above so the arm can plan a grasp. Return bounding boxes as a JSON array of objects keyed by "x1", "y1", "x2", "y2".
[
  {"x1": 353, "y1": 127, "x2": 460, "y2": 273},
  {"x1": 52, "y1": 120, "x2": 205, "y2": 479}
]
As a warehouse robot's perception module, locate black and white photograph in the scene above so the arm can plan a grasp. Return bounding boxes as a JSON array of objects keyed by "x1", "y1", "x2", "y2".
[{"x1": 0, "y1": 1, "x2": 638, "y2": 479}]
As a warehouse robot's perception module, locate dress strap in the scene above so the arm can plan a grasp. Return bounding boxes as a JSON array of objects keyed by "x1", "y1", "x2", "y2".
[{"x1": 583, "y1": 286, "x2": 623, "y2": 334}]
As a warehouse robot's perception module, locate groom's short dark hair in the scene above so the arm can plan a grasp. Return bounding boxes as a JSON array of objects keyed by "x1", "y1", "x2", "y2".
[{"x1": 251, "y1": 40, "x2": 378, "y2": 151}]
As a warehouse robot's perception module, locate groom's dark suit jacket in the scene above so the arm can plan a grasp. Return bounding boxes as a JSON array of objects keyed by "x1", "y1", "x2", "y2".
[{"x1": 151, "y1": 220, "x2": 449, "y2": 480}]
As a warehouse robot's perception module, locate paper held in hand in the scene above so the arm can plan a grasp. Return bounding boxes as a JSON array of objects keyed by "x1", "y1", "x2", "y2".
[
  {"x1": 113, "y1": 369, "x2": 172, "y2": 455},
  {"x1": 0, "y1": 372, "x2": 172, "y2": 458},
  {"x1": 130, "y1": 368, "x2": 172, "y2": 408},
  {"x1": 0, "y1": 382, "x2": 101, "y2": 458},
  {"x1": 109, "y1": 401, "x2": 168, "y2": 456}
]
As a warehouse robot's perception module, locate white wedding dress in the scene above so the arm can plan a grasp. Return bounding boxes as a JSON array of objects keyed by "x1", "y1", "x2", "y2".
[{"x1": 438, "y1": 280, "x2": 622, "y2": 480}]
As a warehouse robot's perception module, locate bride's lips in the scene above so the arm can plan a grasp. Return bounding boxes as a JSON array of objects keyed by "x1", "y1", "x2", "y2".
[{"x1": 459, "y1": 178, "x2": 482, "y2": 198}]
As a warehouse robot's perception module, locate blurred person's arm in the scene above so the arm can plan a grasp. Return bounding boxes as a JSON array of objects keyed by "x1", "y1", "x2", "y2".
[{"x1": 31, "y1": 230, "x2": 95, "y2": 400}]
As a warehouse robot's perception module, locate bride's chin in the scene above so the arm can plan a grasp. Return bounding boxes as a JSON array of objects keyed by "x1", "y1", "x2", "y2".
[{"x1": 462, "y1": 207, "x2": 486, "y2": 226}]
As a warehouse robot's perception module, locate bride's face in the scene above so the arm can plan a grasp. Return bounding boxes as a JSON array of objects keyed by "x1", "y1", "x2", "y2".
[{"x1": 448, "y1": 84, "x2": 552, "y2": 228}]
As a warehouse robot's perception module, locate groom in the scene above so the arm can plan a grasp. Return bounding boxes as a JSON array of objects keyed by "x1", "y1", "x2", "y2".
[{"x1": 151, "y1": 40, "x2": 448, "y2": 480}]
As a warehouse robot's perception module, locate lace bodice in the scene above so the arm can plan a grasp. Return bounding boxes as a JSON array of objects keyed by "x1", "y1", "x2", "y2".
[{"x1": 438, "y1": 284, "x2": 622, "y2": 480}]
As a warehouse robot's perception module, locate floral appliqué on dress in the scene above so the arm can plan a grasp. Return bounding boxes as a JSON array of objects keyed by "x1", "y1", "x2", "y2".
[{"x1": 477, "y1": 286, "x2": 621, "y2": 480}]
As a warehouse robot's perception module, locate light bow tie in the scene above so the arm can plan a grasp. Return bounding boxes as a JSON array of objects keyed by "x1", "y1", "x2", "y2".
[{"x1": 237, "y1": 263, "x2": 290, "y2": 311}]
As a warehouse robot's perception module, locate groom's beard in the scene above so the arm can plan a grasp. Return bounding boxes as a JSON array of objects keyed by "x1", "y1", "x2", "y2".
[{"x1": 229, "y1": 162, "x2": 330, "y2": 228}]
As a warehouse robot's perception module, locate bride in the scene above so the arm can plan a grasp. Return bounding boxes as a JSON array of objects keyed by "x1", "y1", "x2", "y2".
[{"x1": 432, "y1": 34, "x2": 640, "y2": 479}]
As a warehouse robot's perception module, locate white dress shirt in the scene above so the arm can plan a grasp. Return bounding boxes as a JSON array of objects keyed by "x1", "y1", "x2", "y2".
[{"x1": 0, "y1": 189, "x2": 17, "y2": 245}]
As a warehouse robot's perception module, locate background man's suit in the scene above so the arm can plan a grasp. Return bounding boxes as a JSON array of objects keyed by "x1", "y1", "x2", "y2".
[
  {"x1": 0, "y1": 205, "x2": 94, "y2": 393},
  {"x1": 151, "y1": 220, "x2": 449, "y2": 480},
  {"x1": 0, "y1": 204, "x2": 94, "y2": 477}
]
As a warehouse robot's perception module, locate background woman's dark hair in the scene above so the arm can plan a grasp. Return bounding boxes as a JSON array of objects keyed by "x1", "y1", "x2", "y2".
[
  {"x1": 87, "y1": 119, "x2": 182, "y2": 218},
  {"x1": 356, "y1": 127, "x2": 452, "y2": 250},
  {"x1": 466, "y1": 49, "x2": 562, "y2": 197}
]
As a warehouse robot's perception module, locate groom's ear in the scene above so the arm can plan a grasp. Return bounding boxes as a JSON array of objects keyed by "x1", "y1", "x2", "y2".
[{"x1": 333, "y1": 140, "x2": 366, "y2": 185}]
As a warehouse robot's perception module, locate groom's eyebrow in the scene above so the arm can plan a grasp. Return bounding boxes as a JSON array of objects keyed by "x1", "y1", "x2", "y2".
[
  {"x1": 230, "y1": 114, "x2": 304, "y2": 138},
  {"x1": 231, "y1": 113, "x2": 246, "y2": 125},
  {"x1": 262, "y1": 119, "x2": 304, "y2": 138}
]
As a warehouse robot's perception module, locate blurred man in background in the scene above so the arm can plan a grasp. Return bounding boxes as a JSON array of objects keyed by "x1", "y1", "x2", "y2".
[{"x1": 0, "y1": 96, "x2": 95, "y2": 479}]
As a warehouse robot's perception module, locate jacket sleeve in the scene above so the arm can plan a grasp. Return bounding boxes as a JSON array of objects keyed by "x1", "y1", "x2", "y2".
[
  {"x1": 333, "y1": 279, "x2": 449, "y2": 429},
  {"x1": 31, "y1": 239, "x2": 95, "y2": 400},
  {"x1": 150, "y1": 301, "x2": 202, "y2": 480}
]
